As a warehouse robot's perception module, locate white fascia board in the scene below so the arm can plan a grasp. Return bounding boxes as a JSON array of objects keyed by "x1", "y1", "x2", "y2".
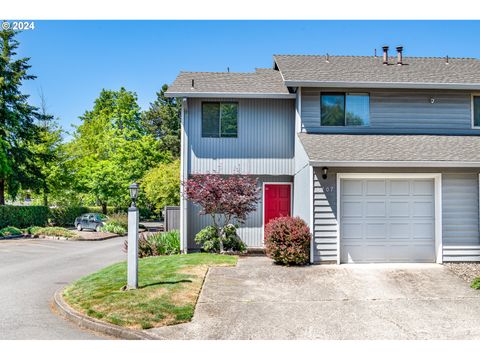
[
  {"x1": 165, "y1": 92, "x2": 296, "y2": 99},
  {"x1": 284, "y1": 80, "x2": 480, "y2": 91},
  {"x1": 310, "y1": 160, "x2": 480, "y2": 168}
]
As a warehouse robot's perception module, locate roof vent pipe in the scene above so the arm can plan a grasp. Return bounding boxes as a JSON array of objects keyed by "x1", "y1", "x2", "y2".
[
  {"x1": 191, "y1": 79, "x2": 195, "y2": 89},
  {"x1": 396, "y1": 46, "x2": 403, "y2": 65},
  {"x1": 325, "y1": 53, "x2": 330, "y2": 63},
  {"x1": 446, "y1": 55, "x2": 449, "y2": 65},
  {"x1": 382, "y1": 46, "x2": 389, "y2": 65}
]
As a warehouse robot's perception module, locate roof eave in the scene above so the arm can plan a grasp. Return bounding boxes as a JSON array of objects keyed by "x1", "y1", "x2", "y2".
[
  {"x1": 284, "y1": 80, "x2": 480, "y2": 90},
  {"x1": 164, "y1": 91, "x2": 296, "y2": 99},
  {"x1": 309, "y1": 160, "x2": 480, "y2": 168}
]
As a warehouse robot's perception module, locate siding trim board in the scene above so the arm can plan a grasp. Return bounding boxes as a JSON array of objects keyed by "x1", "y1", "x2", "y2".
[{"x1": 336, "y1": 173, "x2": 443, "y2": 264}]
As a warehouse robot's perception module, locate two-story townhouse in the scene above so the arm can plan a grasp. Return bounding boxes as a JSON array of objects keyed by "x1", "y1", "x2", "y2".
[{"x1": 166, "y1": 46, "x2": 480, "y2": 264}]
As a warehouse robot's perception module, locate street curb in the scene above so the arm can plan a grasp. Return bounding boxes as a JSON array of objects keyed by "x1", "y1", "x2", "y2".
[{"x1": 52, "y1": 288, "x2": 157, "y2": 340}]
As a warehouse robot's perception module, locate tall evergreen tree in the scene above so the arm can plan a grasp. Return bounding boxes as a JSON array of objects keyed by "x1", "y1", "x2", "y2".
[
  {"x1": 0, "y1": 29, "x2": 40, "y2": 204},
  {"x1": 141, "y1": 84, "x2": 181, "y2": 157}
]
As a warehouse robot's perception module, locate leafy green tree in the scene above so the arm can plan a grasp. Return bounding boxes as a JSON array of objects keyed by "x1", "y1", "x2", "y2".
[
  {"x1": 0, "y1": 28, "x2": 41, "y2": 204},
  {"x1": 28, "y1": 92, "x2": 70, "y2": 206},
  {"x1": 141, "y1": 159, "x2": 180, "y2": 213},
  {"x1": 142, "y1": 84, "x2": 181, "y2": 157},
  {"x1": 69, "y1": 88, "x2": 170, "y2": 213}
]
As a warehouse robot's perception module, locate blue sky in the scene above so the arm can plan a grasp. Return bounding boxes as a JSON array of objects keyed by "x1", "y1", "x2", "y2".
[{"x1": 15, "y1": 20, "x2": 480, "y2": 136}]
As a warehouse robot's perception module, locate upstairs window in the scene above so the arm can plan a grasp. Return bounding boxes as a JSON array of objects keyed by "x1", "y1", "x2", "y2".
[
  {"x1": 473, "y1": 96, "x2": 480, "y2": 128},
  {"x1": 202, "y1": 102, "x2": 238, "y2": 137},
  {"x1": 321, "y1": 93, "x2": 370, "y2": 126}
]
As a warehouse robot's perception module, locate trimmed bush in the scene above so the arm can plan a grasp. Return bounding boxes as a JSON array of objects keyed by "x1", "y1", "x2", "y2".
[
  {"x1": 264, "y1": 216, "x2": 311, "y2": 265},
  {"x1": 0, "y1": 205, "x2": 49, "y2": 228},
  {"x1": 124, "y1": 230, "x2": 181, "y2": 258},
  {"x1": 472, "y1": 277, "x2": 480, "y2": 290},
  {"x1": 100, "y1": 223, "x2": 127, "y2": 235},
  {"x1": 49, "y1": 206, "x2": 91, "y2": 227},
  {"x1": 194, "y1": 224, "x2": 246, "y2": 253},
  {"x1": 28, "y1": 226, "x2": 77, "y2": 238},
  {"x1": 0, "y1": 226, "x2": 22, "y2": 237}
]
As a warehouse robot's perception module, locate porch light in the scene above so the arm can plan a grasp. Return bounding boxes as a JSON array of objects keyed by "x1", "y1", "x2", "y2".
[
  {"x1": 129, "y1": 183, "x2": 139, "y2": 207},
  {"x1": 322, "y1": 167, "x2": 328, "y2": 180}
]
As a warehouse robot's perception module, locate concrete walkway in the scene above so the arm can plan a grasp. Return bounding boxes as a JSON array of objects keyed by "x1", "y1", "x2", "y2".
[
  {"x1": 0, "y1": 237, "x2": 125, "y2": 339},
  {"x1": 147, "y1": 257, "x2": 480, "y2": 340}
]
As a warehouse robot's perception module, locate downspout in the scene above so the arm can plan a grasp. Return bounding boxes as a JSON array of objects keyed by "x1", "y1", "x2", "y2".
[{"x1": 179, "y1": 97, "x2": 189, "y2": 253}]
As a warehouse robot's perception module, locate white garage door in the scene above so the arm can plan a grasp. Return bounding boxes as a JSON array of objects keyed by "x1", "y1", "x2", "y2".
[{"x1": 340, "y1": 178, "x2": 435, "y2": 263}]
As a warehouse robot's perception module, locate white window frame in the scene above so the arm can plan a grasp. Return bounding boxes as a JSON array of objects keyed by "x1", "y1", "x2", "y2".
[
  {"x1": 336, "y1": 173, "x2": 443, "y2": 264},
  {"x1": 261, "y1": 182, "x2": 293, "y2": 246},
  {"x1": 471, "y1": 94, "x2": 480, "y2": 129}
]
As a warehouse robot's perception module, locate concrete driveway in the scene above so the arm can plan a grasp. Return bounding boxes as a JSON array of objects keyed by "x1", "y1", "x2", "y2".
[
  {"x1": 0, "y1": 237, "x2": 125, "y2": 339},
  {"x1": 148, "y1": 257, "x2": 480, "y2": 340}
]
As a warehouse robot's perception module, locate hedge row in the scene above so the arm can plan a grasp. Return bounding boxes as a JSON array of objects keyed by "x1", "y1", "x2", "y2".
[
  {"x1": 0, "y1": 206, "x2": 50, "y2": 228},
  {"x1": 0, "y1": 205, "x2": 158, "y2": 228}
]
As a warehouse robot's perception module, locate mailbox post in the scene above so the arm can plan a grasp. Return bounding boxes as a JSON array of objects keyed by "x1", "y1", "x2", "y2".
[{"x1": 127, "y1": 183, "x2": 139, "y2": 289}]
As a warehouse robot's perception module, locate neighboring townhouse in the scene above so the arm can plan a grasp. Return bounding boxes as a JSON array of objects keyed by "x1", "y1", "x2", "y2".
[{"x1": 166, "y1": 46, "x2": 480, "y2": 264}]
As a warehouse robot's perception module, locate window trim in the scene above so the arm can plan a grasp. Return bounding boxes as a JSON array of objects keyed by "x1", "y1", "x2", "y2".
[
  {"x1": 320, "y1": 92, "x2": 370, "y2": 127},
  {"x1": 201, "y1": 101, "x2": 239, "y2": 138},
  {"x1": 471, "y1": 94, "x2": 480, "y2": 129}
]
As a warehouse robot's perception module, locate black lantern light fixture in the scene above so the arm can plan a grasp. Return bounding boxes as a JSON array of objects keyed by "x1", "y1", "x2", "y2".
[
  {"x1": 322, "y1": 167, "x2": 328, "y2": 180},
  {"x1": 129, "y1": 183, "x2": 139, "y2": 207}
]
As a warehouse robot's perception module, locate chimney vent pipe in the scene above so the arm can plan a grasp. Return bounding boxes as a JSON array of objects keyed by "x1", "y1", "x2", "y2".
[
  {"x1": 396, "y1": 46, "x2": 403, "y2": 65},
  {"x1": 382, "y1": 46, "x2": 389, "y2": 65}
]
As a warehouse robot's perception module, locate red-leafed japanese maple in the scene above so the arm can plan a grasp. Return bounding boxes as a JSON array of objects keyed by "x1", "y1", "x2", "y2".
[
  {"x1": 182, "y1": 174, "x2": 260, "y2": 252},
  {"x1": 264, "y1": 216, "x2": 311, "y2": 265}
]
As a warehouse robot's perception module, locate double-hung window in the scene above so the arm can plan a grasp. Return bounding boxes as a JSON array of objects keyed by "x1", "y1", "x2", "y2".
[
  {"x1": 202, "y1": 102, "x2": 238, "y2": 137},
  {"x1": 321, "y1": 93, "x2": 370, "y2": 126},
  {"x1": 473, "y1": 95, "x2": 480, "y2": 128}
]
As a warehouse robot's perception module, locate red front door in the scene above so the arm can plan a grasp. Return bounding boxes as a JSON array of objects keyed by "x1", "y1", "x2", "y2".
[{"x1": 264, "y1": 184, "x2": 292, "y2": 227}]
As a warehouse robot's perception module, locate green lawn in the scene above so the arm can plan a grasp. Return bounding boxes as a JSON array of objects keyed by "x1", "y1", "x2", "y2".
[{"x1": 63, "y1": 253, "x2": 237, "y2": 329}]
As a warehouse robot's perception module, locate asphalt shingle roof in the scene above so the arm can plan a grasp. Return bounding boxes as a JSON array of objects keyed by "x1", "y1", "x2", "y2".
[
  {"x1": 165, "y1": 68, "x2": 293, "y2": 97},
  {"x1": 274, "y1": 55, "x2": 480, "y2": 87},
  {"x1": 298, "y1": 133, "x2": 480, "y2": 164}
]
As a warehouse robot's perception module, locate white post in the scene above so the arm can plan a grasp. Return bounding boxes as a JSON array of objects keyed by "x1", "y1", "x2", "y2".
[{"x1": 127, "y1": 206, "x2": 139, "y2": 289}]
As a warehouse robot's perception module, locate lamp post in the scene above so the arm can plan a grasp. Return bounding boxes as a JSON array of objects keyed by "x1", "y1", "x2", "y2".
[{"x1": 127, "y1": 182, "x2": 139, "y2": 289}]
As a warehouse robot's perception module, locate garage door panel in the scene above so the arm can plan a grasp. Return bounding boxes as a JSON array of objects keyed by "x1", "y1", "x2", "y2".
[
  {"x1": 365, "y1": 223, "x2": 387, "y2": 238},
  {"x1": 366, "y1": 201, "x2": 386, "y2": 217},
  {"x1": 390, "y1": 180, "x2": 410, "y2": 195},
  {"x1": 342, "y1": 180, "x2": 363, "y2": 195},
  {"x1": 366, "y1": 180, "x2": 386, "y2": 195},
  {"x1": 341, "y1": 178, "x2": 435, "y2": 263},
  {"x1": 413, "y1": 180, "x2": 434, "y2": 195},
  {"x1": 413, "y1": 201, "x2": 435, "y2": 217},
  {"x1": 389, "y1": 201, "x2": 410, "y2": 217},
  {"x1": 389, "y1": 223, "x2": 411, "y2": 239},
  {"x1": 342, "y1": 223, "x2": 362, "y2": 239},
  {"x1": 342, "y1": 201, "x2": 363, "y2": 218}
]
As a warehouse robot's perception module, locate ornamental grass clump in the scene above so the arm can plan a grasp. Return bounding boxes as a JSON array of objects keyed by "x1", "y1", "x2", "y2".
[{"x1": 264, "y1": 216, "x2": 311, "y2": 266}]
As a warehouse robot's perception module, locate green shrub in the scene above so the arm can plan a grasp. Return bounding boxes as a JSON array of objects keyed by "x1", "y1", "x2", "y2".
[
  {"x1": 49, "y1": 206, "x2": 91, "y2": 226},
  {"x1": 25, "y1": 226, "x2": 43, "y2": 235},
  {"x1": 0, "y1": 206, "x2": 49, "y2": 228},
  {"x1": 132, "y1": 230, "x2": 180, "y2": 258},
  {"x1": 100, "y1": 223, "x2": 127, "y2": 236},
  {"x1": 194, "y1": 225, "x2": 246, "y2": 253},
  {"x1": 105, "y1": 213, "x2": 128, "y2": 229},
  {"x1": 0, "y1": 226, "x2": 23, "y2": 237},
  {"x1": 264, "y1": 216, "x2": 311, "y2": 266},
  {"x1": 28, "y1": 226, "x2": 77, "y2": 238},
  {"x1": 472, "y1": 277, "x2": 480, "y2": 290}
]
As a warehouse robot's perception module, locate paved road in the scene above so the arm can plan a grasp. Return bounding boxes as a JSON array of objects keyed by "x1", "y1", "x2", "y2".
[
  {"x1": 0, "y1": 237, "x2": 126, "y2": 339},
  {"x1": 148, "y1": 257, "x2": 480, "y2": 340}
]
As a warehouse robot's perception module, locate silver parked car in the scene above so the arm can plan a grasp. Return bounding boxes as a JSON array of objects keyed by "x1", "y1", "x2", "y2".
[{"x1": 74, "y1": 213, "x2": 107, "y2": 232}]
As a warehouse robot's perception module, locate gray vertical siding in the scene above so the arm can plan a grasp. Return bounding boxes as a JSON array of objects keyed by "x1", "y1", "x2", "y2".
[
  {"x1": 187, "y1": 98, "x2": 295, "y2": 175},
  {"x1": 187, "y1": 175, "x2": 293, "y2": 249},
  {"x1": 310, "y1": 168, "x2": 480, "y2": 263},
  {"x1": 301, "y1": 88, "x2": 479, "y2": 135},
  {"x1": 312, "y1": 168, "x2": 338, "y2": 263},
  {"x1": 293, "y1": 134, "x2": 311, "y2": 227}
]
